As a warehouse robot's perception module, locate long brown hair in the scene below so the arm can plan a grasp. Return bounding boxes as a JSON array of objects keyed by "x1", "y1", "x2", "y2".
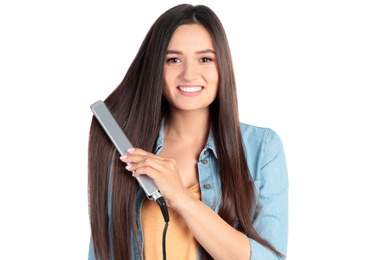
[{"x1": 88, "y1": 4, "x2": 284, "y2": 259}]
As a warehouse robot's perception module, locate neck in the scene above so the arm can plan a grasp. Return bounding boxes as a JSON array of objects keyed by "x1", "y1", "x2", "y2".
[{"x1": 164, "y1": 108, "x2": 210, "y2": 145}]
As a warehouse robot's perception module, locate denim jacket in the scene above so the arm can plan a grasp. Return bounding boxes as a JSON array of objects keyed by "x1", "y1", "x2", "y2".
[{"x1": 89, "y1": 122, "x2": 288, "y2": 259}]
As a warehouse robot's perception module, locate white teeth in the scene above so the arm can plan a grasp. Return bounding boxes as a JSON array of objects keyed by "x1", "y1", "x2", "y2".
[{"x1": 179, "y1": 86, "x2": 202, "y2": 93}]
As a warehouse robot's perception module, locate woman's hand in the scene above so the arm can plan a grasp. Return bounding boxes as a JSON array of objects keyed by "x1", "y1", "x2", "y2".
[{"x1": 119, "y1": 148, "x2": 191, "y2": 208}]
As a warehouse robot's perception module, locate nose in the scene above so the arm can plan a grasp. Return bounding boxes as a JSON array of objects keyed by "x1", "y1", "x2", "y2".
[{"x1": 181, "y1": 61, "x2": 198, "y2": 82}]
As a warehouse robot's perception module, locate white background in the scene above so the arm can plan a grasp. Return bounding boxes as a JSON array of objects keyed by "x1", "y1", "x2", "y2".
[{"x1": 1, "y1": 1, "x2": 389, "y2": 259}]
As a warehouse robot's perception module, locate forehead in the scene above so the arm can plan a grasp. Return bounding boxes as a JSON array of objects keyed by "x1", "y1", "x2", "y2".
[{"x1": 168, "y1": 24, "x2": 214, "y2": 50}]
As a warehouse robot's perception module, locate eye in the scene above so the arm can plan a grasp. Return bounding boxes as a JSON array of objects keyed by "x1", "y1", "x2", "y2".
[
  {"x1": 167, "y1": 57, "x2": 181, "y2": 63},
  {"x1": 200, "y1": 57, "x2": 213, "y2": 63}
]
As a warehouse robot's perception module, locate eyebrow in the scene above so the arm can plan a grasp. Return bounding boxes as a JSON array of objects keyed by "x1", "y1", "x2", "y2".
[{"x1": 166, "y1": 49, "x2": 216, "y2": 55}]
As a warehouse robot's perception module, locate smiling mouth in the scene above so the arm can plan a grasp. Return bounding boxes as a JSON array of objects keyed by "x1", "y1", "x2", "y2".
[{"x1": 178, "y1": 86, "x2": 203, "y2": 93}]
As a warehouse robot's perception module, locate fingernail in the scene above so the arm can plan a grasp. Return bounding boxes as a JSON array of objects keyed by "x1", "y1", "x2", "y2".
[
  {"x1": 127, "y1": 148, "x2": 135, "y2": 153},
  {"x1": 125, "y1": 163, "x2": 132, "y2": 170},
  {"x1": 120, "y1": 155, "x2": 127, "y2": 160}
]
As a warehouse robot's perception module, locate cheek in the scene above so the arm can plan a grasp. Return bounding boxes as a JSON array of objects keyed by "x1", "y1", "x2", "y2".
[
  {"x1": 163, "y1": 68, "x2": 175, "y2": 87},
  {"x1": 162, "y1": 83, "x2": 171, "y2": 101},
  {"x1": 206, "y1": 70, "x2": 219, "y2": 89},
  {"x1": 210, "y1": 74, "x2": 219, "y2": 98},
  {"x1": 162, "y1": 75, "x2": 174, "y2": 102},
  {"x1": 162, "y1": 70, "x2": 170, "y2": 94},
  {"x1": 204, "y1": 65, "x2": 219, "y2": 83}
]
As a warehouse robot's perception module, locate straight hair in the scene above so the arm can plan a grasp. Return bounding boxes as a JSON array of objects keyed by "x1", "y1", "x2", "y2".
[{"x1": 88, "y1": 4, "x2": 284, "y2": 259}]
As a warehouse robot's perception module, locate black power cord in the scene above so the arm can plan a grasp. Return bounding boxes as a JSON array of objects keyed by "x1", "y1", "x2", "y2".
[{"x1": 156, "y1": 197, "x2": 170, "y2": 260}]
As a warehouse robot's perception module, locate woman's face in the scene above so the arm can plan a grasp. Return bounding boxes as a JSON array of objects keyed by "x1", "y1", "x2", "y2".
[{"x1": 163, "y1": 24, "x2": 219, "y2": 112}]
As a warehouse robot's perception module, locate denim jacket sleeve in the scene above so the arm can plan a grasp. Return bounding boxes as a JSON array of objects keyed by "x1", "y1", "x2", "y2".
[
  {"x1": 243, "y1": 127, "x2": 288, "y2": 259},
  {"x1": 88, "y1": 237, "x2": 95, "y2": 260}
]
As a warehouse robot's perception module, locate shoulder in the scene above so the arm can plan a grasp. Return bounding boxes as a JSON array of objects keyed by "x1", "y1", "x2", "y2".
[
  {"x1": 240, "y1": 122, "x2": 286, "y2": 176},
  {"x1": 240, "y1": 122, "x2": 282, "y2": 149},
  {"x1": 240, "y1": 122, "x2": 272, "y2": 137}
]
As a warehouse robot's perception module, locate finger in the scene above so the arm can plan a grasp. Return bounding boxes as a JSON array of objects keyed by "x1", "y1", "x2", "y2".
[
  {"x1": 119, "y1": 148, "x2": 156, "y2": 163},
  {"x1": 130, "y1": 158, "x2": 178, "y2": 187},
  {"x1": 128, "y1": 149, "x2": 170, "y2": 164},
  {"x1": 127, "y1": 148, "x2": 156, "y2": 157},
  {"x1": 131, "y1": 165, "x2": 162, "y2": 179},
  {"x1": 129, "y1": 156, "x2": 168, "y2": 173}
]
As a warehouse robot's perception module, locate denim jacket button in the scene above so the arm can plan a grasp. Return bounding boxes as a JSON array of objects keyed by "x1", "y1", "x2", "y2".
[
  {"x1": 204, "y1": 184, "x2": 211, "y2": 189},
  {"x1": 201, "y1": 158, "x2": 208, "y2": 164}
]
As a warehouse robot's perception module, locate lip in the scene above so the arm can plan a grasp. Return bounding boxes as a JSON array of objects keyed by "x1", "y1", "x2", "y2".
[{"x1": 177, "y1": 85, "x2": 203, "y2": 96}]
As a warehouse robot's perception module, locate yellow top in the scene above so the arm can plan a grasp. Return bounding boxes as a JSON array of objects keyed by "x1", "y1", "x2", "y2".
[{"x1": 141, "y1": 183, "x2": 201, "y2": 260}]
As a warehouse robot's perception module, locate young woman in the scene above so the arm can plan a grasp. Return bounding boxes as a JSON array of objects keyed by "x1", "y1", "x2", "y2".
[{"x1": 88, "y1": 4, "x2": 288, "y2": 260}]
